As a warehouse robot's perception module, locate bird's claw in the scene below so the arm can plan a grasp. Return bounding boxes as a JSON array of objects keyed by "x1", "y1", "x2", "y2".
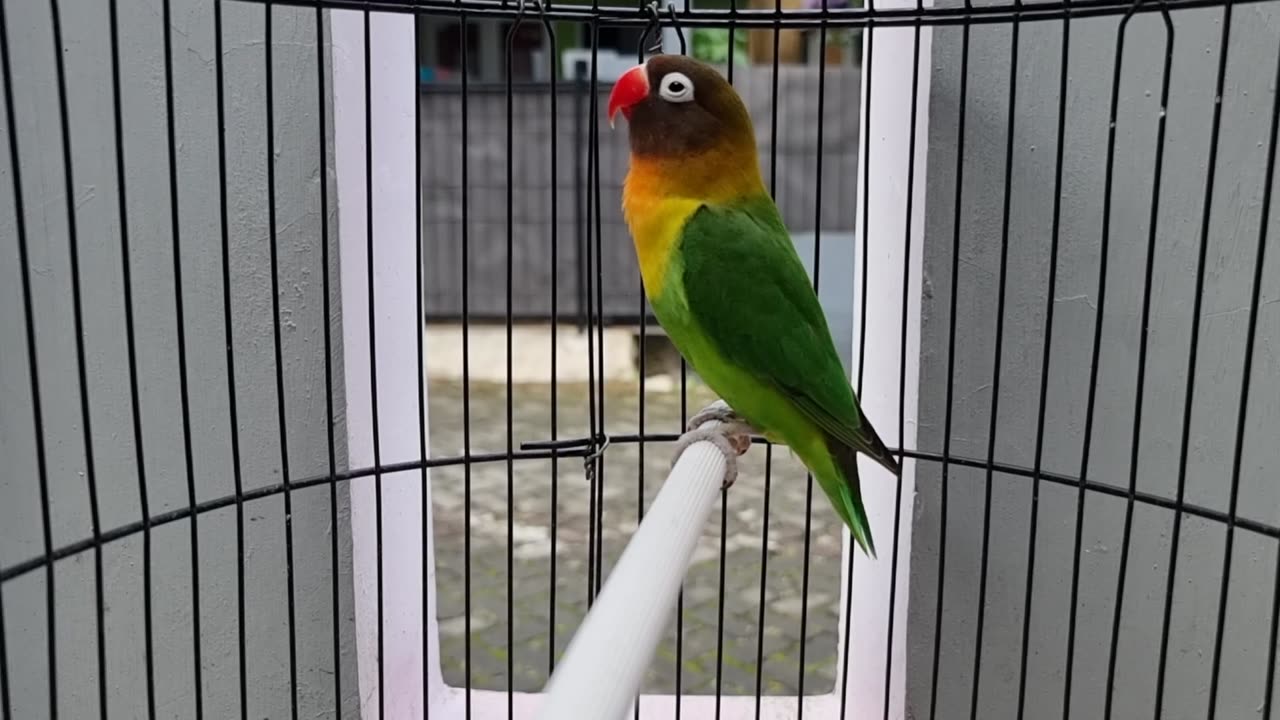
[
  {"x1": 671, "y1": 401, "x2": 755, "y2": 490},
  {"x1": 670, "y1": 428, "x2": 745, "y2": 489},
  {"x1": 684, "y1": 399, "x2": 749, "y2": 434}
]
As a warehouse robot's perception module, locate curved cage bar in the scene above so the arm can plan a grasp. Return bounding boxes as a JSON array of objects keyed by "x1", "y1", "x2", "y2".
[
  {"x1": 5, "y1": 444, "x2": 1279, "y2": 587},
  {"x1": 1, "y1": 0, "x2": 1278, "y2": 717}
]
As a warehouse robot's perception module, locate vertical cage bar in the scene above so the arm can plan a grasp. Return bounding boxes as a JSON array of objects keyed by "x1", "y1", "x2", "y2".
[
  {"x1": 459, "y1": 9, "x2": 474, "y2": 715},
  {"x1": 796, "y1": 5, "x2": 831, "y2": 711},
  {"x1": 332, "y1": 12, "x2": 426, "y2": 714},
  {"x1": 752, "y1": 3, "x2": 786, "y2": 713},
  {"x1": 636, "y1": 12, "x2": 654, "y2": 718},
  {"x1": 853, "y1": 0, "x2": 874, "y2": 395},
  {"x1": 0, "y1": 589, "x2": 8, "y2": 718},
  {"x1": 1062, "y1": 6, "x2": 1146, "y2": 715},
  {"x1": 1152, "y1": 0, "x2": 1228, "y2": 696},
  {"x1": 676, "y1": 297, "x2": 688, "y2": 711},
  {"x1": 1015, "y1": 6, "x2": 1071, "y2": 718},
  {"x1": 412, "y1": 2, "x2": 430, "y2": 714},
  {"x1": 1256, "y1": 39, "x2": 1280, "y2": 720},
  {"x1": 635, "y1": 123, "x2": 647, "y2": 720},
  {"x1": 1268, "y1": 551, "x2": 1280, "y2": 719},
  {"x1": 157, "y1": 0, "x2": 205, "y2": 712},
  {"x1": 753, "y1": 443, "x2": 774, "y2": 719},
  {"x1": 795, "y1": 480, "x2": 815, "y2": 716},
  {"x1": 211, "y1": 0, "x2": 249, "y2": 713},
  {"x1": 969, "y1": 3, "x2": 1023, "y2": 716},
  {"x1": 715, "y1": 11, "x2": 734, "y2": 717},
  {"x1": 504, "y1": 6, "x2": 522, "y2": 713},
  {"x1": 262, "y1": 4, "x2": 304, "y2": 716},
  {"x1": 359, "y1": 8, "x2": 387, "y2": 719},
  {"x1": 750, "y1": 13, "x2": 785, "y2": 697},
  {"x1": 844, "y1": 14, "x2": 875, "y2": 712},
  {"x1": 47, "y1": 0, "x2": 108, "y2": 714},
  {"x1": 107, "y1": 0, "x2": 158, "y2": 712},
  {"x1": 638, "y1": 312, "x2": 646, "y2": 720},
  {"x1": 591, "y1": 17, "x2": 608, "y2": 603},
  {"x1": 312, "y1": 2, "x2": 343, "y2": 716},
  {"x1": 544, "y1": 4, "x2": 562, "y2": 683},
  {"x1": 574, "y1": 60, "x2": 589, "y2": 332},
  {"x1": 0, "y1": 0, "x2": 58, "y2": 713},
  {"x1": 929, "y1": 11, "x2": 971, "y2": 719},
  {"x1": 676, "y1": 377, "x2": 686, "y2": 709},
  {"x1": 676, "y1": 148, "x2": 690, "y2": 720},
  {"x1": 1206, "y1": 26, "x2": 1273, "y2": 720},
  {"x1": 1102, "y1": 7, "x2": 1173, "y2": 720},
  {"x1": 584, "y1": 18, "x2": 601, "y2": 610},
  {"x1": 1152, "y1": 2, "x2": 1232, "y2": 715},
  {"x1": 886, "y1": 5, "x2": 925, "y2": 718}
]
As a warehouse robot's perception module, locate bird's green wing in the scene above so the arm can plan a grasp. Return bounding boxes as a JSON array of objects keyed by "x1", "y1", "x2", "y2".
[{"x1": 677, "y1": 199, "x2": 898, "y2": 475}]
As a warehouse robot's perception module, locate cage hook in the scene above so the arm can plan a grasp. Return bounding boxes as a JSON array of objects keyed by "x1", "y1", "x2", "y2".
[
  {"x1": 1119, "y1": 0, "x2": 1158, "y2": 20},
  {"x1": 583, "y1": 433, "x2": 611, "y2": 483},
  {"x1": 531, "y1": 0, "x2": 554, "y2": 35},
  {"x1": 638, "y1": 1, "x2": 663, "y2": 64},
  {"x1": 666, "y1": 4, "x2": 687, "y2": 55},
  {"x1": 506, "y1": 0, "x2": 530, "y2": 48}
]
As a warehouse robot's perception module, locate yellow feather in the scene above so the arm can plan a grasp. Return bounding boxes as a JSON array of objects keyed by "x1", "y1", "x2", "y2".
[{"x1": 622, "y1": 149, "x2": 765, "y2": 297}]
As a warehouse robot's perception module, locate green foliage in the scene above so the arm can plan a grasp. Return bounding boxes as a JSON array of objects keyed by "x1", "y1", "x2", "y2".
[{"x1": 690, "y1": 28, "x2": 748, "y2": 66}]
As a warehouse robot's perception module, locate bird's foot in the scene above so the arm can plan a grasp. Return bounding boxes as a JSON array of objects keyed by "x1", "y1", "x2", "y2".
[
  {"x1": 684, "y1": 399, "x2": 748, "y2": 433},
  {"x1": 671, "y1": 401, "x2": 756, "y2": 490},
  {"x1": 671, "y1": 428, "x2": 747, "y2": 489}
]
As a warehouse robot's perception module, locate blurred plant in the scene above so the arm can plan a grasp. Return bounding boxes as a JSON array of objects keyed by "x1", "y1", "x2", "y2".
[
  {"x1": 690, "y1": 28, "x2": 749, "y2": 65},
  {"x1": 832, "y1": 28, "x2": 861, "y2": 61},
  {"x1": 805, "y1": 0, "x2": 861, "y2": 62}
]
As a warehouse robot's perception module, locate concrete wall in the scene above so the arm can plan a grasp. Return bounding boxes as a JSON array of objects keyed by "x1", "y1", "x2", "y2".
[
  {"x1": 0, "y1": 1, "x2": 358, "y2": 717},
  {"x1": 908, "y1": 5, "x2": 1280, "y2": 719}
]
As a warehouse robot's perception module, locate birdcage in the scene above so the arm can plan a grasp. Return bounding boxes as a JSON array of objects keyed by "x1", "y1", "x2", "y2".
[{"x1": 1, "y1": 0, "x2": 1277, "y2": 717}]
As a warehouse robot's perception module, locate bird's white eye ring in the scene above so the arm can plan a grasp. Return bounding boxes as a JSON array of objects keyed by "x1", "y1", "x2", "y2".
[{"x1": 658, "y1": 72, "x2": 695, "y2": 103}]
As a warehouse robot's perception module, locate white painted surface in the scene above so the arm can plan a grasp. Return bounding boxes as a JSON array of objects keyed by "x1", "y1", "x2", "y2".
[
  {"x1": 536, "y1": 421, "x2": 729, "y2": 720},
  {"x1": 837, "y1": 10, "x2": 931, "y2": 720},
  {"x1": 331, "y1": 2, "x2": 926, "y2": 716},
  {"x1": 332, "y1": 9, "x2": 440, "y2": 719}
]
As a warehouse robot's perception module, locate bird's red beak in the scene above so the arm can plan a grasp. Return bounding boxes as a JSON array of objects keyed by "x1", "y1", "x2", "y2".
[{"x1": 608, "y1": 64, "x2": 649, "y2": 128}]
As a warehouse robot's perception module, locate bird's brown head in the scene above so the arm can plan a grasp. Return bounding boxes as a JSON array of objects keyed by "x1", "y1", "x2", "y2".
[{"x1": 607, "y1": 55, "x2": 756, "y2": 160}]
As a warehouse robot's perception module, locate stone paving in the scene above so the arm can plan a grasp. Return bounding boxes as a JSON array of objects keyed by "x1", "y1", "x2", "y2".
[{"x1": 427, "y1": 375, "x2": 849, "y2": 697}]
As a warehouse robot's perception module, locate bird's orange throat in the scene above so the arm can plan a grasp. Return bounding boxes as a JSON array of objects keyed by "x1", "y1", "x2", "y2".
[
  {"x1": 622, "y1": 146, "x2": 765, "y2": 296},
  {"x1": 623, "y1": 142, "x2": 764, "y2": 209}
]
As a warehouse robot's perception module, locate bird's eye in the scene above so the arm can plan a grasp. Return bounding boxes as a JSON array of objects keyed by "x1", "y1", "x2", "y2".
[{"x1": 658, "y1": 72, "x2": 695, "y2": 103}]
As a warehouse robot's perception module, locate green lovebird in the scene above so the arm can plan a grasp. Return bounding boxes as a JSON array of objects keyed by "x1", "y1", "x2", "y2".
[{"x1": 608, "y1": 55, "x2": 901, "y2": 557}]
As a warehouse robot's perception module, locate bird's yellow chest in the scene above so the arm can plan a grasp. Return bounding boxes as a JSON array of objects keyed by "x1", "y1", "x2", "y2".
[
  {"x1": 621, "y1": 148, "x2": 765, "y2": 298},
  {"x1": 621, "y1": 187, "x2": 702, "y2": 299}
]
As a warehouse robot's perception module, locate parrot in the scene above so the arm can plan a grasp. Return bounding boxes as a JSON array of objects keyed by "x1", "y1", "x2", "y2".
[{"x1": 607, "y1": 55, "x2": 900, "y2": 557}]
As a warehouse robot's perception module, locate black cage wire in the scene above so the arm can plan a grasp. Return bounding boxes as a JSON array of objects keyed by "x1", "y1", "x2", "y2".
[{"x1": 0, "y1": 0, "x2": 1278, "y2": 716}]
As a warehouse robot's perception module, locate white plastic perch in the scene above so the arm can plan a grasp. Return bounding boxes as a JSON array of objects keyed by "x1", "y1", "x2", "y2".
[{"x1": 535, "y1": 416, "x2": 736, "y2": 720}]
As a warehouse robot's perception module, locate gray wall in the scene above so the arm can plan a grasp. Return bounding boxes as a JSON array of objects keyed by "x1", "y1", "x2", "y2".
[
  {"x1": 908, "y1": 4, "x2": 1280, "y2": 719},
  {"x1": 0, "y1": 1, "x2": 358, "y2": 718},
  {"x1": 419, "y1": 65, "x2": 861, "y2": 321}
]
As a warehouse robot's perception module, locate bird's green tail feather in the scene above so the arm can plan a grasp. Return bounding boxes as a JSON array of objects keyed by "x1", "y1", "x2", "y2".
[{"x1": 828, "y1": 439, "x2": 876, "y2": 558}]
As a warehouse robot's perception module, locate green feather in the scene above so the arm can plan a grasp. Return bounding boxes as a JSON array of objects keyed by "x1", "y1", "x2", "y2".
[{"x1": 647, "y1": 194, "x2": 897, "y2": 556}]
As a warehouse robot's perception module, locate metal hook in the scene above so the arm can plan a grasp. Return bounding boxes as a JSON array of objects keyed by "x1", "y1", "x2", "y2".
[
  {"x1": 638, "y1": 0, "x2": 662, "y2": 64},
  {"x1": 531, "y1": 0, "x2": 555, "y2": 41},
  {"x1": 505, "y1": 0, "x2": 529, "y2": 48},
  {"x1": 666, "y1": 3, "x2": 686, "y2": 55},
  {"x1": 583, "y1": 433, "x2": 611, "y2": 483}
]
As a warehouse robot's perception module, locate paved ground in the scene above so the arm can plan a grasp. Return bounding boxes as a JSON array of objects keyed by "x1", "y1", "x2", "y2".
[{"x1": 426, "y1": 374, "x2": 850, "y2": 697}]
